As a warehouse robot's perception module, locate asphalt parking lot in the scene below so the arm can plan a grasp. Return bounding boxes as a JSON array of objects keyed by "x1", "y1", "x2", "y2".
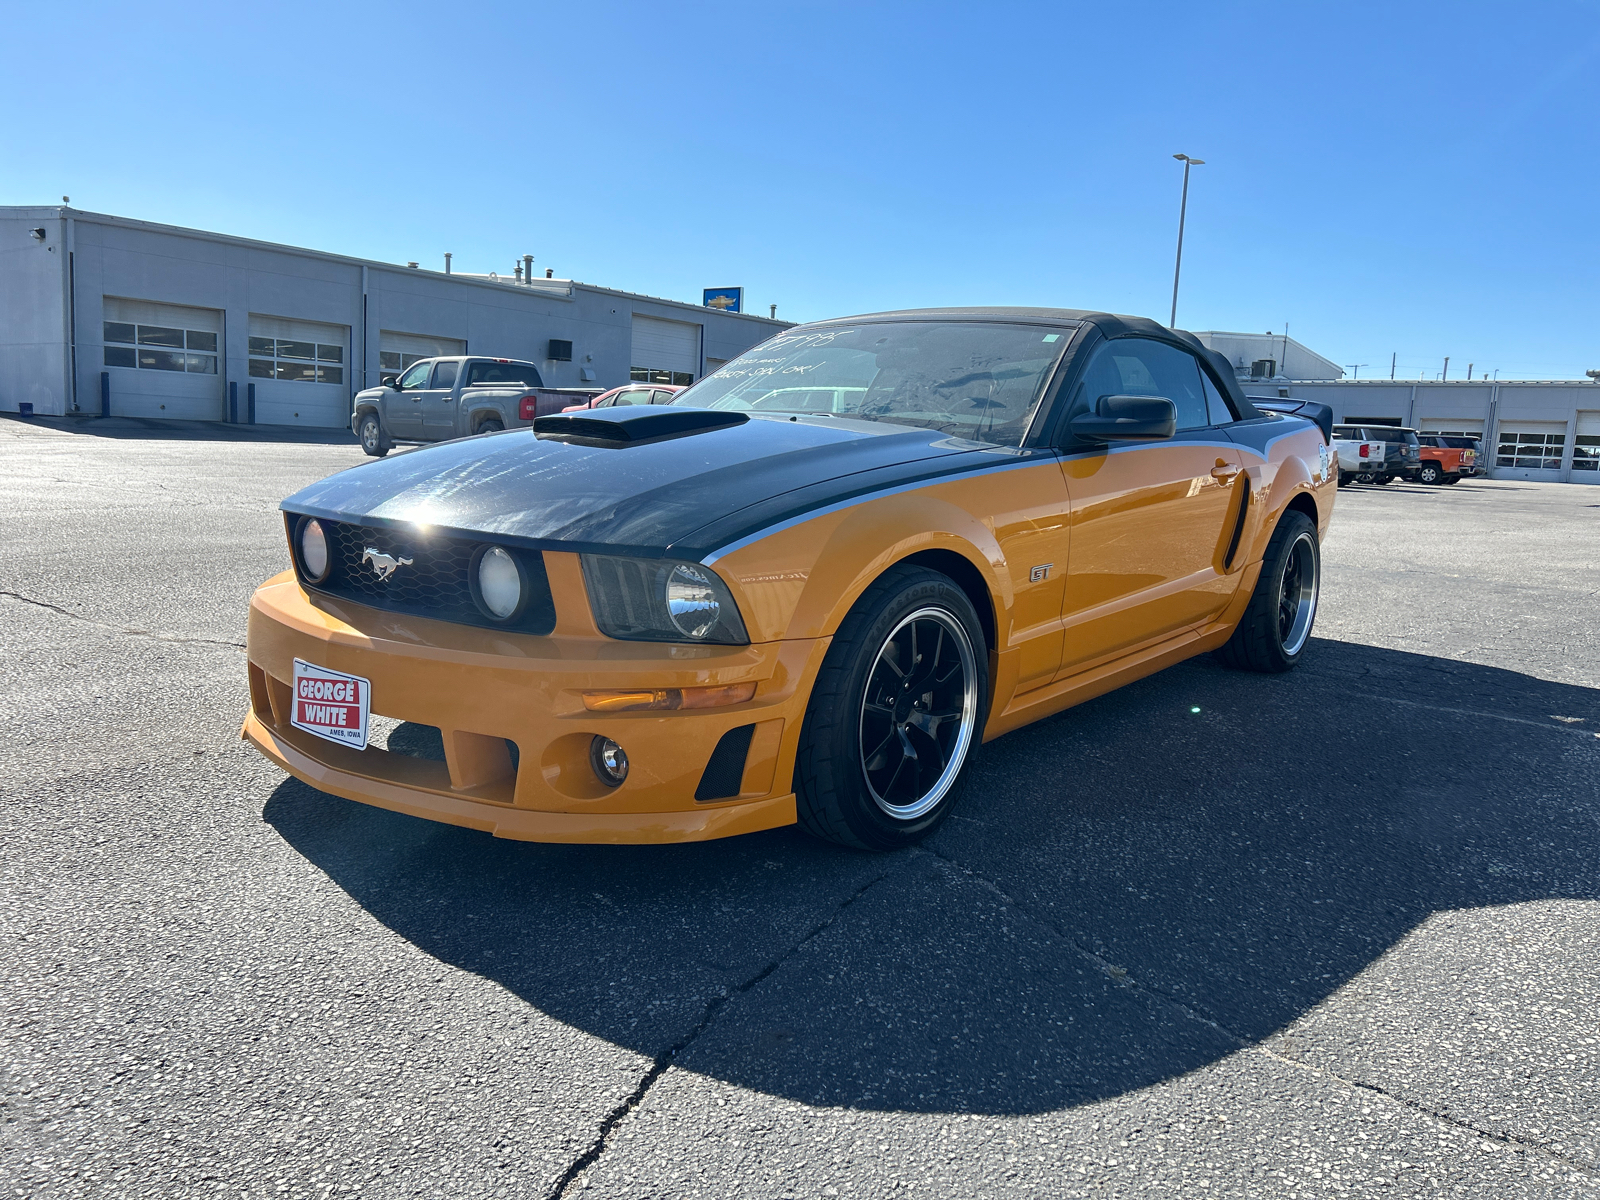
[{"x1": 2, "y1": 415, "x2": 1597, "y2": 1199}]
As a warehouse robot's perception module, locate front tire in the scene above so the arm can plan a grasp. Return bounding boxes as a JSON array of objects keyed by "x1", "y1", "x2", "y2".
[
  {"x1": 1215, "y1": 510, "x2": 1321, "y2": 674},
  {"x1": 357, "y1": 412, "x2": 389, "y2": 457},
  {"x1": 795, "y1": 565, "x2": 988, "y2": 850}
]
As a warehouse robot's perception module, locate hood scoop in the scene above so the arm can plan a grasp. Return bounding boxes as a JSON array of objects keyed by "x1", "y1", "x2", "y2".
[{"x1": 532, "y1": 407, "x2": 747, "y2": 447}]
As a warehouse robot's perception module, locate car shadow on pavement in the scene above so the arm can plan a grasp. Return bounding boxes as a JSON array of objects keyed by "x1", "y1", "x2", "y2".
[{"x1": 262, "y1": 638, "x2": 1600, "y2": 1115}]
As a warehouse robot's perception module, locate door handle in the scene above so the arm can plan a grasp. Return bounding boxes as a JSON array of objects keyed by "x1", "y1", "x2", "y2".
[{"x1": 1211, "y1": 464, "x2": 1241, "y2": 480}]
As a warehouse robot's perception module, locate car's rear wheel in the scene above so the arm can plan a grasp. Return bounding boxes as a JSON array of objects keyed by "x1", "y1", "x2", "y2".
[
  {"x1": 1355, "y1": 471, "x2": 1373, "y2": 484},
  {"x1": 1418, "y1": 462, "x2": 1442, "y2": 484},
  {"x1": 357, "y1": 412, "x2": 389, "y2": 457},
  {"x1": 1444, "y1": 474, "x2": 1462, "y2": 485},
  {"x1": 1215, "y1": 510, "x2": 1320, "y2": 674},
  {"x1": 795, "y1": 565, "x2": 988, "y2": 850},
  {"x1": 477, "y1": 418, "x2": 505, "y2": 434}
]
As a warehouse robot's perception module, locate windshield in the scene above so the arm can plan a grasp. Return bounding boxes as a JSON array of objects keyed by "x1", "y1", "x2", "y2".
[{"x1": 673, "y1": 321, "x2": 1070, "y2": 447}]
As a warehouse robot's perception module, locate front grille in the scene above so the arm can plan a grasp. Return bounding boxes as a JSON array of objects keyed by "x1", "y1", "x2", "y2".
[{"x1": 286, "y1": 514, "x2": 556, "y2": 635}]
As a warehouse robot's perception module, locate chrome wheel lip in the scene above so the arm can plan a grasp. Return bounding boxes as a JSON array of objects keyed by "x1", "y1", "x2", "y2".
[
  {"x1": 858, "y1": 606, "x2": 978, "y2": 821},
  {"x1": 1278, "y1": 530, "x2": 1319, "y2": 657}
]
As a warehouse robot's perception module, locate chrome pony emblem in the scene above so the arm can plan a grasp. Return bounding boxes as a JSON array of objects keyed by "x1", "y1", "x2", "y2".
[{"x1": 362, "y1": 547, "x2": 414, "y2": 581}]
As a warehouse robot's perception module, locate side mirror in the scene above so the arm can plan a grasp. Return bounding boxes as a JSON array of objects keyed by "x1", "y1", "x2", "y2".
[
  {"x1": 1070, "y1": 395, "x2": 1177, "y2": 442},
  {"x1": 390, "y1": 378, "x2": 405, "y2": 391}
]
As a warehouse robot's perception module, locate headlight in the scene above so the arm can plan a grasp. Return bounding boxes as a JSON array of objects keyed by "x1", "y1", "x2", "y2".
[
  {"x1": 580, "y1": 555, "x2": 749, "y2": 645},
  {"x1": 298, "y1": 518, "x2": 330, "y2": 582},
  {"x1": 470, "y1": 544, "x2": 529, "y2": 622}
]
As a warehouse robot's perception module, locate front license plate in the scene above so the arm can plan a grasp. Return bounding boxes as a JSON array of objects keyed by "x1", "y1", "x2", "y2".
[{"x1": 290, "y1": 658, "x2": 370, "y2": 750}]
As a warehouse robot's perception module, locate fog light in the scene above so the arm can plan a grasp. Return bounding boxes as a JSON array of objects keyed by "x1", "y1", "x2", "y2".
[{"x1": 590, "y1": 736, "x2": 629, "y2": 786}]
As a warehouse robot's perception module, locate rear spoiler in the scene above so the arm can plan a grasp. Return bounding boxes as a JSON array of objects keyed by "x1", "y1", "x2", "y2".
[{"x1": 1248, "y1": 397, "x2": 1333, "y2": 444}]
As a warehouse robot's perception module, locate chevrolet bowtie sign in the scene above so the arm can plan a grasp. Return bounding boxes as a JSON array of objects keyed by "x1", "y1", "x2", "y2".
[{"x1": 703, "y1": 287, "x2": 743, "y2": 313}]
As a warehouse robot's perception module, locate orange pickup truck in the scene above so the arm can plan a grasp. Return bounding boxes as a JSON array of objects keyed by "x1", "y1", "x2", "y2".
[{"x1": 1415, "y1": 435, "x2": 1479, "y2": 485}]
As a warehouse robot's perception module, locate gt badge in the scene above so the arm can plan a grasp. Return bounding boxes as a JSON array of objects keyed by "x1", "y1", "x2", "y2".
[
  {"x1": 1029, "y1": 563, "x2": 1053, "y2": 583},
  {"x1": 362, "y1": 548, "x2": 413, "y2": 581}
]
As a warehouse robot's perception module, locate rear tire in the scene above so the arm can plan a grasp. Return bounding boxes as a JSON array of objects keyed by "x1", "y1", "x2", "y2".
[
  {"x1": 357, "y1": 412, "x2": 389, "y2": 457},
  {"x1": 1215, "y1": 511, "x2": 1320, "y2": 674},
  {"x1": 1444, "y1": 475, "x2": 1462, "y2": 485},
  {"x1": 477, "y1": 418, "x2": 505, "y2": 435},
  {"x1": 1418, "y1": 462, "x2": 1442, "y2": 485},
  {"x1": 795, "y1": 565, "x2": 989, "y2": 850}
]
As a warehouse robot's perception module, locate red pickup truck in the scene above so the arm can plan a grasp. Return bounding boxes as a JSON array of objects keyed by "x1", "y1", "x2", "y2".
[{"x1": 1415, "y1": 435, "x2": 1480, "y2": 484}]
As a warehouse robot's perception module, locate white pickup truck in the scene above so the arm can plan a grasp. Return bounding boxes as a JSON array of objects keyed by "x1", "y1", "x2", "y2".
[{"x1": 351, "y1": 356, "x2": 602, "y2": 457}]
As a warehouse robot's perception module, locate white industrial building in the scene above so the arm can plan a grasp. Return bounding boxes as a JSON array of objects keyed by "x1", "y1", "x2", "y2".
[
  {"x1": 0, "y1": 205, "x2": 788, "y2": 429},
  {"x1": 1198, "y1": 329, "x2": 1598, "y2": 484}
]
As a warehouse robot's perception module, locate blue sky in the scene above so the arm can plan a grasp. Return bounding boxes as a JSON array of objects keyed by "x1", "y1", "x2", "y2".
[{"x1": 6, "y1": 0, "x2": 1599, "y2": 378}]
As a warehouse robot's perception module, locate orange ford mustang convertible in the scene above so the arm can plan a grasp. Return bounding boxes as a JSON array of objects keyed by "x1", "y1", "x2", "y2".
[{"x1": 243, "y1": 308, "x2": 1336, "y2": 849}]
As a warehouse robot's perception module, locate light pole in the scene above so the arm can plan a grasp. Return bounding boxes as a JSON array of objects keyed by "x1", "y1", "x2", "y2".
[{"x1": 1170, "y1": 153, "x2": 1204, "y2": 327}]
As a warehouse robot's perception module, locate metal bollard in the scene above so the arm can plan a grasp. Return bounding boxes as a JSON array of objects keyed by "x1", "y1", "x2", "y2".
[
  {"x1": 247, "y1": 382, "x2": 256, "y2": 425},
  {"x1": 229, "y1": 381, "x2": 238, "y2": 424},
  {"x1": 100, "y1": 371, "x2": 110, "y2": 418}
]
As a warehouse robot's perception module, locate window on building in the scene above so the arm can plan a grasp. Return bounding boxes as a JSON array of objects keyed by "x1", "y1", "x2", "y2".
[
  {"x1": 380, "y1": 351, "x2": 431, "y2": 380},
  {"x1": 1572, "y1": 436, "x2": 1599, "y2": 471},
  {"x1": 249, "y1": 339, "x2": 344, "y2": 384},
  {"x1": 631, "y1": 366, "x2": 695, "y2": 386},
  {"x1": 1496, "y1": 431, "x2": 1566, "y2": 470},
  {"x1": 248, "y1": 315, "x2": 348, "y2": 385},
  {"x1": 103, "y1": 320, "x2": 217, "y2": 373}
]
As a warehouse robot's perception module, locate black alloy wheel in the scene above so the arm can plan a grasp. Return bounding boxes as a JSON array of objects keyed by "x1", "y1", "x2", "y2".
[
  {"x1": 357, "y1": 412, "x2": 389, "y2": 457},
  {"x1": 1215, "y1": 510, "x2": 1321, "y2": 674},
  {"x1": 795, "y1": 565, "x2": 987, "y2": 850}
]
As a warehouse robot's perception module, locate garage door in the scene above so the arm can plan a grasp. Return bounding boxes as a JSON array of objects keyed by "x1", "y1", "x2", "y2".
[
  {"x1": 631, "y1": 316, "x2": 700, "y2": 385},
  {"x1": 249, "y1": 314, "x2": 352, "y2": 429},
  {"x1": 1495, "y1": 421, "x2": 1566, "y2": 473},
  {"x1": 380, "y1": 330, "x2": 466, "y2": 385},
  {"x1": 1574, "y1": 411, "x2": 1600, "y2": 481},
  {"x1": 1421, "y1": 418, "x2": 1483, "y2": 435},
  {"x1": 101, "y1": 296, "x2": 225, "y2": 421}
]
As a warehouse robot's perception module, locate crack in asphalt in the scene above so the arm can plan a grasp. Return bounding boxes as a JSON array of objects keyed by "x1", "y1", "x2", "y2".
[
  {"x1": 543, "y1": 863, "x2": 905, "y2": 1199},
  {"x1": 924, "y1": 846, "x2": 1599, "y2": 1180},
  {"x1": 1352, "y1": 691, "x2": 1600, "y2": 739},
  {"x1": 0, "y1": 591, "x2": 246, "y2": 650}
]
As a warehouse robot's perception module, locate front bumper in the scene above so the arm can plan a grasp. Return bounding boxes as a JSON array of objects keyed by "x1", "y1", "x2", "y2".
[{"x1": 243, "y1": 571, "x2": 818, "y2": 843}]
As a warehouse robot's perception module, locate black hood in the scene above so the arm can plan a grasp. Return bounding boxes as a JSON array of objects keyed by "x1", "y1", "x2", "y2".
[{"x1": 282, "y1": 412, "x2": 1025, "y2": 560}]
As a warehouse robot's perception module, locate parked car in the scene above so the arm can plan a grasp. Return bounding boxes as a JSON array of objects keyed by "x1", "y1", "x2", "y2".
[
  {"x1": 1417, "y1": 434, "x2": 1483, "y2": 482},
  {"x1": 246, "y1": 307, "x2": 1335, "y2": 849},
  {"x1": 351, "y1": 356, "x2": 602, "y2": 456},
  {"x1": 561, "y1": 383, "x2": 683, "y2": 413},
  {"x1": 1420, "y1": 438, "x2": 1478, "y2": 483},
  {"x1": 1332, "y1": 424, "x2": 1421, "y2": 485}
]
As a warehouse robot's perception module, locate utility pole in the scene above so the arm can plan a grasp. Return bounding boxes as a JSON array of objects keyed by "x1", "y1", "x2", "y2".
[
  {"x1": 1467, "y1": 363, "x2": 1474, "y2": 380},
  {"x1": 1169, "y1": 154, "x2": 1204, "y2": 327},
  {"x1": 1345, "y1": 364, "x2": 1369, "y2": 380},
  {"x1": 1390, "y1": 352, "x2": 1396, "y2": 380},
  {"x1": 1442, "y1": 357, "x2": 1450, "y2": 381}
]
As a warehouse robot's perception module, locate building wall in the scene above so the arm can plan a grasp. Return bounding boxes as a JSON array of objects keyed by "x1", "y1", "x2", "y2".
[
  {"x1": 0, "y1": 207, "x2": 789, "y2": 428},
  {"x1": 1193, "y1": 331, "x2": 1345, "y2": 381},
  {"x1": 1253, "y1": 379, "x2": 1600, "y2": 484},
  {"x1": 0, "y1": 211, "x2": 70, "y2": 415}
]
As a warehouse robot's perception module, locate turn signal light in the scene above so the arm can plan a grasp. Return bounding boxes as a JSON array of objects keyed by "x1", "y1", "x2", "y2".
[
  {"x1": 581, "y1": 682, "x2": 757, "y2": 712},
  {"x1": 519, "y1": 395, "x2": 538, "y2": 420},
  {"x1": 1358, "y1": 443, "x2": 1370, "y2": 458}
]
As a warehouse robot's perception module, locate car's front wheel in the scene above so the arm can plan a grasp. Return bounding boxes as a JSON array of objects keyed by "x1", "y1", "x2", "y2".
[
  {"x1": 795, "y1": 565, "x2": 988, "y2": 850},
  {"x1": 357, "y1": 412, "x2": 389, "y2": 457},
  {"x1": 1215, "y1": 510, "x2": 1320, "y2": 673}
]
